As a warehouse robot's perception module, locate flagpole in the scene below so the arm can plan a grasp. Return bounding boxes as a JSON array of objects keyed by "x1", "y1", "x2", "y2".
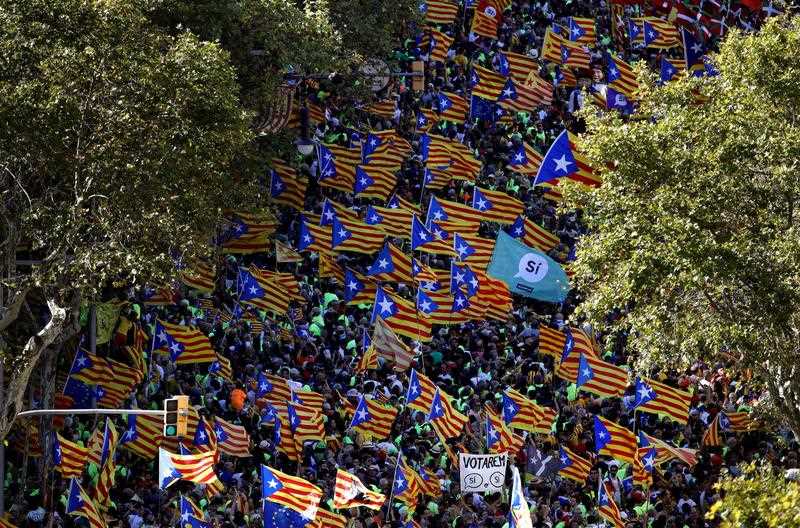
[
  {"x1": 385, "y1": 451, "x2": 402, "y2": 522},
  {"x1": 145, "y1": 320, "x2": 157, "y2": 398}
]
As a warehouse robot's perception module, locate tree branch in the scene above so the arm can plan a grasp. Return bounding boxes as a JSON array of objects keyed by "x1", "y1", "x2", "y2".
[
  {"x1": 0, "y1": 287, "x2": 29, "y2": 333},
  {"x1": 0, "y1": 298, "x2": 67, "y2": 441}
]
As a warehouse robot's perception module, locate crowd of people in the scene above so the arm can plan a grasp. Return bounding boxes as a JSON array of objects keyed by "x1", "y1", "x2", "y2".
[{"x1": 4, "y1": 1, "x2": 794, "y2": 528}]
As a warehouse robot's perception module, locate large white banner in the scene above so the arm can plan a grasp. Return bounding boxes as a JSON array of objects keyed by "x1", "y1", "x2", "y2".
[{"x1": 459, "y1": 453, "x2": 507, "y2": 493}]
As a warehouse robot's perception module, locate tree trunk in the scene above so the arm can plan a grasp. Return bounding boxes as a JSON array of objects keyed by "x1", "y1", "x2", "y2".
[
  {"x1": 761, "y1": 362, "x2": 800, "y2": 443},
  {"x1": 0, "y1": 299, "x2": 67, "y2": 441}
]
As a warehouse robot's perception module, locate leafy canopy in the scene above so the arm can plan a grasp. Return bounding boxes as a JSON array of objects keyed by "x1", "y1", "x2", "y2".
[
  {"x1": 566, "y1": 17, "x2": 800, "y2": 434},
  {"x1": 0, "y1": 0, "x2": 257, "y2": 297}
]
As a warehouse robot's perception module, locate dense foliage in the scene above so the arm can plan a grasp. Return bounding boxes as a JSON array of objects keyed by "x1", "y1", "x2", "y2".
[{"x1": 567, "y1": 17, "x2": 800, "y2": 438}]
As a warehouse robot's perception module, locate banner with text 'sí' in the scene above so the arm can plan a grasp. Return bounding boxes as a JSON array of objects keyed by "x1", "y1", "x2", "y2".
[{"x1": 487, "y1": 231, "x2": 570, "y2": 303}]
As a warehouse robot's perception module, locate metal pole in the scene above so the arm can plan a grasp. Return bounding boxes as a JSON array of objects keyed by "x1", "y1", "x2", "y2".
[
  {"x1": 16, "y1": 409, "x2": 166, "y2": 419},
  {"x1": 0, "y1": 360, "x2": 5, "y2": 516}
]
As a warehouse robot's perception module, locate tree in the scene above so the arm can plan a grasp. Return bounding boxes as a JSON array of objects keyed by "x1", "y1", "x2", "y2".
[
  {"x1": 148, "y1": 0, "x2": 422, "y2": 118},
  {"x1": 707, "y1": 463, "x2": 800, "y2": 527},
  {"x1": 565, "y1": 17, "x2": 800, "y2": 438},
  {"x1": 0, "y1": 0, "x2": 256, "y2": 438}
]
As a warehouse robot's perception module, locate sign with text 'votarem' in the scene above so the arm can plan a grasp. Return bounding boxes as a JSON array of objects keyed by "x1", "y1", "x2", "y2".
[{"x1": 459, "y1": 453, "x2": 507, "y2": 494}]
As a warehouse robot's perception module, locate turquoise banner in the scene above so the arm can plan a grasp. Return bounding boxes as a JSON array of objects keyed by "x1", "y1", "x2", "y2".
[{"x1": 487, "y1": 231, "x2": 570, "y2": 303}]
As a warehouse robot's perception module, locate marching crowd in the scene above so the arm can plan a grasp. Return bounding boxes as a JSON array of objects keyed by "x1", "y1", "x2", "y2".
[{"x1": 5, "y1": 1, "x2": 794, "y2": 528}]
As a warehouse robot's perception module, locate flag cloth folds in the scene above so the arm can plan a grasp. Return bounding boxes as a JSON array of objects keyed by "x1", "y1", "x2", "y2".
[
  {"x1": 275, "y1": 240, "x2": 303, "y2": 264},
  {"x1": 333, "y1": 468, "x2": 386, "y2": 510},
  {"x1": 364, "y1": 205, "x2": 413, "y2": 239},
  {"x1": 331, "y1": 215, "x2": 385, "y2": 255},
  {"x1": 158, "y1": 448, "x2": 221, "y2": 489},
  {"x1": 422, "y1": 0, "x2": 458, "y2": 24},
  {"x1": 392, "y1": 454, "x2": 422, "y2": 509},
  {"x1": 509, "y1": 466, "x2": 532, "y2": 528},
  {"x1": 213, "y1": 418, "x2": 251, "y2": 457},
  {"x1": 370, "y1": 287, "x2": 432, "y2": 341},
  {"x1": 92, "y1": 419, "x2": 119, "y2": 510},
  {"x1": 348, "y1": 395, "x2": 398, "y2": 440},
  {"x1": 261, "y1": 465, "x2": 322, "y2": 520},
  {"x1": 594, "y1": 416, "x2": 637, "y2": 464},
  {"x1": 502, "y1": 388, "x2": 543, "y2": 432},
  {"x1": 154, "y1": 320, "x2": 217, "y2": 364},
  {"x1": 635, "y1": 377, "x2": 693, "y2": 424},
  {"x1": 598, "y1": 481, "x2": 625, "y2": 528},
  {"x1": 270, "y1": 160, "x2": 307, "y2": 211},
  {"x1": 428, "y1": 388, "x2": 467, "y2": 439},
  {"x1": 66, "y1": 479, "x2": 106, "y2": 528},
  {"x1": 53, "y1": 432, "x2": 88, "y2": 478},
  {"x1": 471, "y1": 187, "x2": 523, "y2": 224},
  {"x1": 312, "y1": 509, "x2": 347, "y2": 528},
  {"x1": 343, "y1": 268, "x2": 377, "y2": 306},
  {"x1": 470, "y1": 65, "x2": 506, "y2": 100},
  {"x1": 237, "y1": 267, "x2": 290, "y2": 316},
  {"x1": 485, "y1": 404, "x2": 524, "y2": 455},
  {"x1": 435, "y1": 92, "x2": 469, "y2": 123},
  {"x1": 487, "y1": 231, "x2": 570, "y2": 303},
  {"x1": 367, "y1": 242, "x2": 413, "y2": 283},
  {"x1": 534, "y1": 130, "x2": 598, "y2": 187},
  {"x1": 371, "y1": 316, "x2": 414, "y2": 371},
  {"x1": 506, "y1": 215, "x2": 560, "y2": 252},
  {"x1": 120, "y1": 413, "x2": 162, "y2": 460},
  {"x1": 558, "y1": 446, "x2": 591, "y2": 483},
  {"x1": 405, "y1": 369, "x2": 438, "y2": 413},
  {"x1": 573, "y1": 353, "x2": 629, "y2": 398},
  {"x1": 495, "y1": 51, "x2": 538, "y2": 82}
]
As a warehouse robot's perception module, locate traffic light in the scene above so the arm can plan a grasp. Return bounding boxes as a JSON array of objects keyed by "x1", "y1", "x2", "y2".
[
  {"x1": 163, "y1": 395, "x2": 189, "y2": 437},
  {"x1": 411, "y1": 61, "x2": 425, "y2": 92}
]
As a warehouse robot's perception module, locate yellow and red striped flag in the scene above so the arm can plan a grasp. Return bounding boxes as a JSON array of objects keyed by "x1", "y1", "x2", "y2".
[
  {"x1": 392, "y1": 454, "x2": 422, "y2": 509},
  {"x1": 471, "y1": 186, "x2": 523, "y2": 224},
  {"x1": 291, "y1": 387, "x2": 326, "y2": 413},
  {"x1": 312, "y1": 509, "x2": 346, "y2": 528},
  {"x1": 470, "y1": 65, "x2": 506, "y2": 100},
  {"x1": 181, "y1": 261, "x2": 216, "y2": 293},
  {"x1": 506, "y1": 215, "x2": 560, "y2": 252},
  {"x1": 354, "y1": 165, "x2": 396, "y2": 201},
  {"x1": 425, "y1": 28, "x2": 453, "y2": 64},
  {"x1": 349, "y1": 396, "x2": 397, "y2": 440},
  {"x1": 498, "y1": 76, "x2": 552, "y2": 113},
  {"x1": 364, "y1": 205, "x2": 412, "y2": 239},
  {"x1": 496, "y1": 50, "x2": 538, "y2": 82},
  {"x1": 371, "y1": 287, "x2": 432, "y2": 341},
  {"x1": 605, "y1": 52, "x2": 639, "y2": 99},
  {"x1": 333, "y1": 469, "x2": 386, "y2": 510},
  {"x1": 427, "y1": 195, "x2": 479, "y2": 225},
  {"x1": 538, "y1": 325, "x2": 566, "y2": 359},
  {"x1": 53, "y1": 432, "x2": 89, "y2": 478},
  {"x1": 471, "y1": 9, "x2": 499, "y2": 39},
  {"x1": 558, "y1": 446, "x2": 591, "y2": 483},
  {"x1": 120, "y1": 413, "x2": 162, "y2": 460},
  {"x1": 429, "y1": 387, "x2": 467, "y2": 439},
  {"x1": 419, "y1": 467, "x2": 442, "y2": 497},
  {"x1": 594, "y1": 416, "x2": 637, "y2": 464},
  {"x1": 213, "y1": 418, "x2": 251, "y2": 457},
  {"x1": 66, "y1": 479, "x2": 107, "y2": 528},
  {"x1": 502, "y1": 388, "x2": 543, "y2": 432},
  {"x1": 366, "y1": 242, "x2": 413, "y2": 283},
  {"x1": 270, "y1": 159, "x2": 307, "y2": 211},
  {"x1": 567, "y1": 17, "x2": 596, "y2": 45},
  {"x1": 636, "y1": 377, "x2": 692, "y2": 424},
  {"x1": 556, "y1": 327, "x2": 600, "y2": 380},
  {"x1": 159, "y1": 447, "x2": 221, "y2": 489},
  {"x1": 297, "y1": 215, "x2": 334, "y2": 255},
  {"x1": 435, "y1": 91, "x2": 469, "y2": 123},
  {"x1": 405, "y1": 369, "x2": 437, "y2": 413},
  {"x1": 422, "y1": 0, "x2": 458, "y2": 24},
  {"x1": 343, "y1": 268, "x2": 377, "y2": 306},
  {"x1": 237, "y1": 266, "x2": 290, "y2": 316},
  {"x1": 331, "y1": 215, "x2": 385, "y2": 255},
  {"x1": 154, "y1": 320, "x2": 217, "y2": 364},
  {"x1": 598, "y1": 480, "x2": 626, "y2": 528},
  {"x1": 485, "y1": 404, "x2": 524, "y2": 455},
  {"x1": 572, "y1": 353, "x2": 629, "y2": 398},
  {"x1": 261, "y1": 465, "x2": 322, "y2": 519},
  {"x1": 219, "y1": 211, "x2": 277, "y2": 254},
  {"x1": 371, "y1": 316, "x2": 415, "y2": 371}
]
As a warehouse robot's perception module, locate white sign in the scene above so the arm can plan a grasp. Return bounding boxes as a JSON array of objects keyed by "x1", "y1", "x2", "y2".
[
  {"x1": 459, "y1": 453, "x2": 507, "y2": 493},
  {"x1": 514, "y1": 253, "x2": 549, "y2": 283}
]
